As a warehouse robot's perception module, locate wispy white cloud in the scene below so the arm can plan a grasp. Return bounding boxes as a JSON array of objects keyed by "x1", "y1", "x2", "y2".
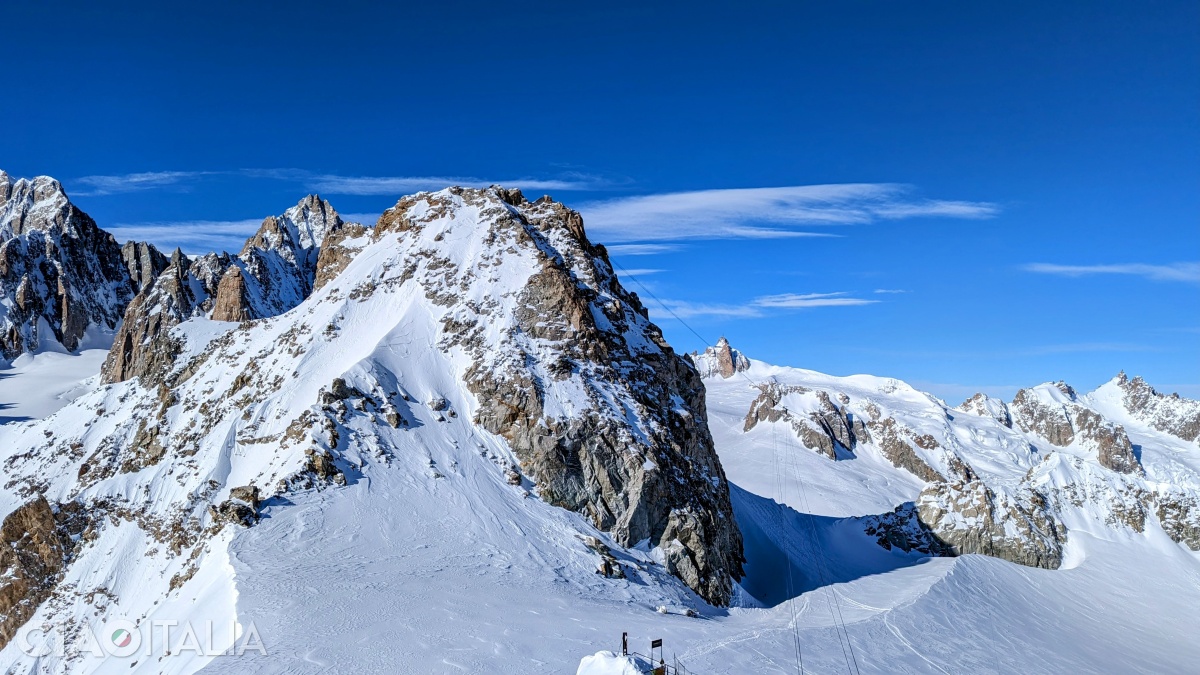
[
  {"x1": 578, "y1": 184, "x2": 998, "y2": 243},
  {"x1": 616, "y1": 268, "x2": 665, "y2": 277},
  {"x1": 1023, "y1": 262, "x2": 1200, "y2": 283},
  {"x1": 650, "y1": 300, "x2": 764, "y2": 320},
  {"x1": 752, "y1": 292, "x2": 879, "y2": 308},
  {"x1": 73, "y1": 171, "x2": 214, "y2": 196},
  {"x1": 645, "y1": 290, "x2": 882, "y2": 321},
  {"x1": 70, "y1": 168, "x2": 610, "y2": 198},
  {"x1": 106, "y1": 219, "x2": 263, "y2": 255},
  {"x1": 605, "y1": 243, "x2": 680, "y2": 256},
  {"x1": 301, "y1": 173, "x2": 607, "y2": 195},
  {"x1": 874, "y1": 288, "x2": 909, "y2": 294}
]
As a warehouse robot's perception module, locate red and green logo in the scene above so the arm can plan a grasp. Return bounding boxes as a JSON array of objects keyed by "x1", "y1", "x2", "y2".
[{"x1": 111, "y1": 629, "x2": 132, "y2": 648}]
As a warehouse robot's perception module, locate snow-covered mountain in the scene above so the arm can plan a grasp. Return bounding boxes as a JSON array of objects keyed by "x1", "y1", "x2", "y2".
[
  {"x1": 0, "y1": 171, "x2": 1196, "y2": 673},
  {"x1": 694, "y1": 340, "x2": 1200, "y2": 568},
  {"x1": 0, "y1": 172, "x2": 164, "y2": 360},
  {"x1": 0, "y1": 181, "x2": 748, "y2": 674}
]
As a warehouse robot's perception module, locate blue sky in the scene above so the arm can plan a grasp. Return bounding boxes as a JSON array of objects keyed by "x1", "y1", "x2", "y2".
[{"x1": 1, "y1": 1, "x2": 1196, "y2": 400}]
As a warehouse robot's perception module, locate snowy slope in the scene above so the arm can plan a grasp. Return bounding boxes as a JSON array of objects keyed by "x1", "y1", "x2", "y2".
[{"x1": 0, "y1": 349, "x2": 108, "y2": 423}]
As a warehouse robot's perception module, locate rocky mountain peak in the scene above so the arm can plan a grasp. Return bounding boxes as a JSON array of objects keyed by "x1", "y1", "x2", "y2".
[
  {"x1": 957, "y1": 392, "x2": 1013, "y2": 428},
  {"x1": 88, "y1": 184, "x2": 748, "y2": 609},
  {"x1": 1010, "y1": 382, "x2": 1141, "y2": 474},
  {"x1": 0, "y1": 170, "x2": 165, "y2": 359},
  {"x1": 0, "y1": 174, "x2": 73, "y2": 238},
  {"x1": 368, "y1": 186, "x2": 744, "y2": 603},
  {"x1": 691, "y1": 337, "x2": 751, "y2": 379},
  {"x1": 1109, "y1": 373, "x2": 1200, "y2": 442},
  {"x1": 241, "y1": 194, "x2": 342, "y2": 260}
]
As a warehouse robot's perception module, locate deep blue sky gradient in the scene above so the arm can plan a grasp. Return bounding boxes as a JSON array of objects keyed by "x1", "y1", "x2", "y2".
[{"x1": 1, "y1": 1, "x2": 1196, "y2": 399}]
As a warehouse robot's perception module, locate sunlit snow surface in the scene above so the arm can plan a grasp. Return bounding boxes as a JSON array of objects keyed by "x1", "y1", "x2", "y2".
[{"x1": 0, "y1": 349, "x2": 108, "y2": 422}]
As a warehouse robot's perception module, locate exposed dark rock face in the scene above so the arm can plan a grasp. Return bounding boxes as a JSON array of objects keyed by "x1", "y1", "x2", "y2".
[
  {"x1": 211, "y1": 267, "x2": 252, "y2": 322},
  {"x1": 861, "y1": 483, "x2": 1065, "y2": 570},
  {"x1": 1116, "y1": 372, "x2": 1200, "y2": 442},
  {"x1": 742, "y1": 382, "x2": 806, "y2": 432},
  {"x1": 862, "y1": 502, "x2": 956, "y2": 557},
  {"x1": 0, "y1": 171, "x2": 163, "y2": 358},
  {"x1": 381, "y1": 187, "x2": 744, "y2": 605},
  {"x1": 313, "y1": 222, "x2": 368, "y2": 291},
  {"x1": 210, "y1": 485, "x2": 262, "y2": 528},
  {"x1": 121, "y1": 240, "x2": 170, "y2": 292},
  {"x1": 0, "y1": 496, "x2": 72, "y2": 650},
  {"x1": 102, "y1": 250, "x2": 200, "y2": 385},
  {"x1": 1155, "y1": 491, "x2": 1200, "y2": 550},
  {"x1": 1073, "y1": 409, "x2": 1139, "y2": 474},
  {"x1": 866, "y1": 417, "x2": 947, "y2": 482},
  {"x1": 235, "y1": 194, "x2": 344, "y2": 317},
  {"x1": 741, "y1": 383, "x2": 866, "y2": 460}
]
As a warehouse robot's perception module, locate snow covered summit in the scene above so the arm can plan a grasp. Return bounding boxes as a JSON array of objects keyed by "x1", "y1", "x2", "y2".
[{"x1": 0, "y1": 171, "x2": 162, "y2": 358}]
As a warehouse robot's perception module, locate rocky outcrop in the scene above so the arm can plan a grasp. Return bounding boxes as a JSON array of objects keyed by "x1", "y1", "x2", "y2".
[
  {"x1": 211, "y1": 267, "x2": 252, "y2": 322},
  {"x1": 0, "y1": 171, "x2": 161, "y2": 358},
  {"x1": 1011, "y1": 383, "x2": 1142, "y2": 474},
  {"x1": 957, "y1": 393, "x2": 1012, "y2": 428},
  {"x1": 235, "y1": 195, "x2": 345, "y2": 317},
  {"x1": 121, "y1": 240, "x2": 170, "y2": 292},
  {"x1": 1114, "y1": 372, "x2": 1200, "y2": 442},
  {"x1": 915, "y1": 481, "x2": 1065, "y2": 569},
  {"x1": 866, "y1": 415, "x2": 950, "y2": 482},
  {"x1": 0, "y1": 496, "x2": 72, "y2": 650},
  {"x1": 209, "y1": 485, "x2": 261, "y2": 528},
  {"x1": 1011, "y1": 385, "x2": 1076, "y2": 446},
  {"x1": 382, "y1": 187, "x2": 744, "y2": 605},
  {"x1": 314, "y1": 222, "x2": 368, "y2": 291},
  {"x1": 741, "y1": 383, "x2": 867, "y2": 460},
  {"x1": 691, "y1": 337, "x2": 750, "y2": 379},
  {"x1": 1155, "y1": 491, "x2": 1200, "y2": 550},
  {"x1": 1073, "y1": 409, "x2": 1139, "y2": 474},
  {"x1": 102, "y1": 195, "x2": 357, "y2": 384},
  {"x1": 742, "y1": 382, "x2": 804, "y2": 432},
  {"x1": 102, "y1": 250, "x2": 200, "y2": 385}
]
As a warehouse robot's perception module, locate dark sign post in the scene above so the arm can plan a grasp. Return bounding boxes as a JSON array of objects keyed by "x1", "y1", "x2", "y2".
[
  {"x1": 650, "y1": 639, "x2": 664, "y2": 674},
  {"x1": 622, "y1": 632, "x2": 628, "y2": 656}
]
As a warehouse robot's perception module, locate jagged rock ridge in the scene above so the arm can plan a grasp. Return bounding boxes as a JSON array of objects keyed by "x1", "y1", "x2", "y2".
[{"x1": 102, "y1": 194, "x2": 350, "y2": 384}]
